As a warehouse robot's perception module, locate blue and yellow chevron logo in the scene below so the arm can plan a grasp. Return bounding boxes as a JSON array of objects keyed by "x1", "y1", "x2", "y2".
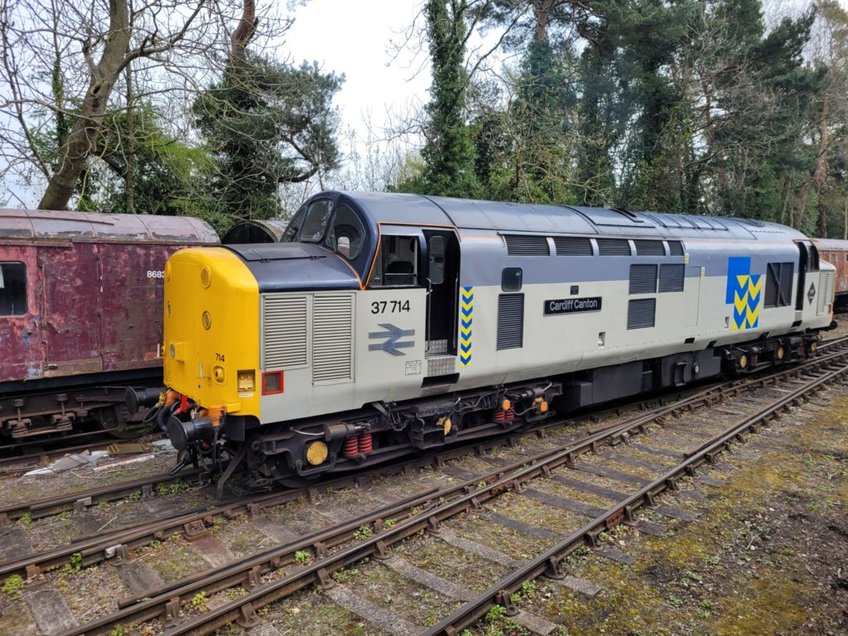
[
  {"x1": 459, "y1": 286, "x2": 473, "y2": 366},
  {"x1": 726, "y1": 257, "x2": 762, "y2": 331}
]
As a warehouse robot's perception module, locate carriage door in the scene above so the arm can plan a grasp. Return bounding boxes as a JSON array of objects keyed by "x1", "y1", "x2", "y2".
[{"x1": 424, "y1": 230, "x2": 460, "y2": 363}]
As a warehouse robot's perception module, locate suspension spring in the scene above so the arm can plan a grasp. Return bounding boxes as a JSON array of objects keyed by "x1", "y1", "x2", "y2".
[
  {"x1": 343, "y1": 436, "x2": 359, "y2": 458},
  {"x1": 359, "y1": 432, "x2": 373, "y2": 455}
]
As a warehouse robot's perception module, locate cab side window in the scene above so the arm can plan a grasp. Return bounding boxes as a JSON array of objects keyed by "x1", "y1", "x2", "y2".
[
  {"x1": 0, "y1": 262, "x2": 27, "y2": 316},
  {"x1": 281, "y1": 206, "x2": 307, "y2": 242},
  {"x1": 299, "y1": 199, "x2": 334, "y2": 243},
  {"x1": 325, "y1": 204, "x2": 366, "y2": 260},
  {"x1": 370, "y1": 236, "x2": 419, "y2": 287}
]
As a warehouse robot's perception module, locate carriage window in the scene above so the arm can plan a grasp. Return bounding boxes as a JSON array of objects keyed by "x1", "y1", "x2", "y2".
[
  {"x1": 371, "y1": 236, "x2": 419, "y2": 287},
  {"x1": 429, "y1": 236, "x2": 445, "y2": 285},
  {"x1": 326, "y1": 204, "x2": 365, "y2": 260},
  {"x1": 299, "y1": 199, "x2": 334, "y2": 243},
  {"x1": 0, "y1": 262, "x2": 27, "y2": 316},
  {"x1": 281, "y1": 205, "x2": 307, "y2": 242}
]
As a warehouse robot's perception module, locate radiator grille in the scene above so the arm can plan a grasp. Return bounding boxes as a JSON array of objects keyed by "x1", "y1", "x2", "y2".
[
  {"x1": 628, "y1": 298, "x2": 656, "y2": 329},
  {"x1": 504, "y1": 235, "x2": 550, "y2": 256},
  {"x1": 312, "y1": 294, "x2": 354, "y2": 383},
  {"x1": 629, "y1": 264, "x2": 658, "y2": 294},
  {"x1": 497, "y1": 294, "x2": 525, "y2": 350},
  {"x1": 262, "y1": 295, "x2": 307, "y2": 368}
]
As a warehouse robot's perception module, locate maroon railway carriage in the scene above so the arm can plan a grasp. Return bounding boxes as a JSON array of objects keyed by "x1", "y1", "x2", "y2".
[
  {"x1": 813, "y1": 238, "x2": 848, "y2": 313},
  {"x1": 0, "y1": 209, "x2": 219, "y2": 439}
]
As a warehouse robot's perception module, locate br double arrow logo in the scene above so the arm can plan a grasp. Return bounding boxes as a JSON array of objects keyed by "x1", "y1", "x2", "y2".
[{"x1": 368, "y1": 323, "x2": 415, "y2": 356}]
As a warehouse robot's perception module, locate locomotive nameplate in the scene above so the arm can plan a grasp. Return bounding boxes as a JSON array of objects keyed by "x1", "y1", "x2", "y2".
[{"x1": 545, "y1": 297, "x2": 602, "y2": 315}]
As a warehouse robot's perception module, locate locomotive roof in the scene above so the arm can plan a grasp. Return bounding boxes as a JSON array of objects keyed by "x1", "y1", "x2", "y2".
[
  {"x1": 340, "y1": 191, "x2": 805, "y2": 241},
  {"x1": 0, "y1": 208, "x2": 219, "y2": 244}
]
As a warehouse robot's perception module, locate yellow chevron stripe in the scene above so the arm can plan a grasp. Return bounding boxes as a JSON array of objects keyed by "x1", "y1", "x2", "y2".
[
  {"x1": 734, "y1": 289, "x2": 749, "y2": 314},
  {"x1": 460, "y1": 326, "x2": 472, "y2": 337},
  {"x1": 748, "y1": 277, "x2": 763, "y2": 297},
  {"x1": 746, "y1": 306, "x2": 760, "y2": 325}
]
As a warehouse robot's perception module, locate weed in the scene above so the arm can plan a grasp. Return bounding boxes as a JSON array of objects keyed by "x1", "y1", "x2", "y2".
[
  {"x1": 2, "y1": 574, "x2": 23, "y2": 599},
  {"x1": 156, "y1": 481, "x2": 190, "y2": 496},
  {"x1": 188, "y1": 591, "x2": 208, "y2": 613},
  {"x1": 127, "y1": 490, "x2": 143, "y2": 502},
  {"x1": 485, "y1": 604, "x2": 507, "y2": 621},
  {"x1": 97, "y1": 500, "x2": 111, "y2": 511},
  {"x1": 68, "y1": 552, "x2": 83, "y2": 573},
  {"x1": 700, "y1": 599, "x2": 714, "y2": 609},
  {"x1": 668, "y1": 595, "x2": 684, "y2": 608},
  {"x1": 109, "y1": 626, "x2": 129, "y2": 636},
  {"x1": 383, "y1": 518, "x2": 397, "y2": 528},
  {"x1": 512, "y1": 579, "x2": 537, "y2": 603},
  {"x1": 477, "y1": 481, "x2": 487, "y2": 490},
  {"x1": 294, "y1": 550, "x2": 312, "y2": 564},
  {"x1": 353, "y1": 526, "x2": 372, "y2": 541},
  {"x1": 19, "y1": 512, "x2": 32, "y2": 526},
  {"x1": 332, "y1": 568, "x2": 360, "y2": 584},
  {"x1": 57, "y1": 511, "x2": 71, "y2": 521}
]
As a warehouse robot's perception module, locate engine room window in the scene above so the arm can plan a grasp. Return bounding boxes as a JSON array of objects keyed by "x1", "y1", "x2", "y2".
[
  {"x1": 502, "y1": 268, "x2": 523, "y2": 292},
  {"x1": 371, "y1": 236, "x2": 419, "y2": 287},
  {"x1": 281, "y1": 205, "x2": 307, "y2": 242},
  {"x1": 0, "y1": 262, "x2": 27, "y2": 316},
  {"x1": 300, "y1": 199, "x2": 334, "y2": 243},
  {"x1": 325, "y1": 204, "x2": 365, "y2": 260},
  {"x1": 765, "y1": 262, "x2": 794, "y2": 307}
]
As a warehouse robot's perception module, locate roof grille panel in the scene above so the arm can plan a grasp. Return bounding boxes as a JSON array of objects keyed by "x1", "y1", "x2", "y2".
[
  {"x1": 312, "y1": 294, "x2": 354, "y2": 384},
  {"x1": 504, "y1": 235, "x2": 550, "y2": 256},
  {"x1": 597, "y1": 239, "x2": 631, "y2": 256},
  {"x1": 263, "y1": 295, "x2": 308, "y2": 368},
  {"x1": 553, "y1": 237, "x2": 593, "y2": 256},
  {"x1": 634, "y1": 240, "x2": 665, "y2": 256},
  {"x1": 667, "y1": 240, "x2": 685, "y2": 256}
]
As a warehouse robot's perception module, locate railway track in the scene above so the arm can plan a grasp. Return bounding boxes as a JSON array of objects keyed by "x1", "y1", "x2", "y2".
[
  {"x1": 28, "y1": 344, "x2": 846, "y2": 636},
  {"x1": 4, "y1": 338, "x2": 846, "y2": 587}
]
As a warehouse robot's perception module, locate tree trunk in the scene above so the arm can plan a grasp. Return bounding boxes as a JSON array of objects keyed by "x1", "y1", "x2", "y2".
[
  {"x1": 38, "y1": 0, "x2": 130, "y2": 210},
  {"x1": 793, "y1": 94, "x2": 830, "y2": 230}
]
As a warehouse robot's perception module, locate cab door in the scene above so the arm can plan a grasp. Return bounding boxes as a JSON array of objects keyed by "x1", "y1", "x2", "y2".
[{"x1": 424, "y1": 230, "x2": 460, "y2": 357}]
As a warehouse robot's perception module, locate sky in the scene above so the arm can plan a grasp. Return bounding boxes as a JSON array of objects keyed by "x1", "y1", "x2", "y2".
[{"x1": 283, "y1": 0, "x2": 430, "y2": 140}]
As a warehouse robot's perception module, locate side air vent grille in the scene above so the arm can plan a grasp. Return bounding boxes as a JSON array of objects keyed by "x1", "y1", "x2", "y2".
[
  {"x1": 634, "y1": 240, "x2": 665, "y2": 256},
  {"x1": 312, "y1": 294, "x2": 354, "y2": 384},
  {"x1": 629, "y1": 265, "x2": 658, "y2": 294},
  {"x1": 628, "y1": 298, "x2": 656, "y2": 330},
  {"x1": 497, "y1": 294, "x2": 524, "y2": 350},
  {"x1": 667, "y1": 240, "x2": 685, "y2": 256},
  {"x1": 263, "y1": 295, "x2": 308, "y2": 368},
  {"x1": 504, "y1": 235, "x2": 550, "y2": 256},
  {"x1": 818, "y1": 271, "x2": 832, "y2": 315},
  {"x1": 597, "y1": 239, "x2": 631, "y2": 256},
  {"x1": 554, "y1": 237, "x2": 593, "y2": 256},
  {"x1": 659, "y1": 264, "x2": 685, "y2": 292}
]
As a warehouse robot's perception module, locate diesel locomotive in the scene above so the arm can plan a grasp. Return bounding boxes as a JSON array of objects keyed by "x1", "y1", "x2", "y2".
[{"x1": 155, "y1": 192, "x2": 836, "y2": 489}]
